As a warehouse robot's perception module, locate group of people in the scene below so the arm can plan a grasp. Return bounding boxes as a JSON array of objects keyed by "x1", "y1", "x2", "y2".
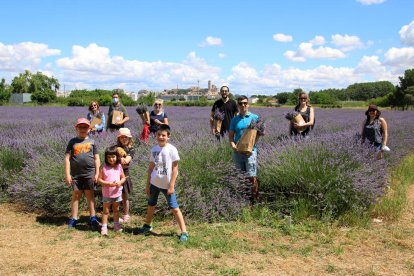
[
  {"x1": 65, "y1": 111, "x2": 187, "y2": 241},
  {"x1": 67, "y1": 87, "x2": 388, "y2": 239},
  {"x1": 210, "y1": 86, "x2": 389, "y2": 203}
]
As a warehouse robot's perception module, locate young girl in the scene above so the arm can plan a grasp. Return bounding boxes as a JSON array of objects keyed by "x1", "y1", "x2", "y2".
[
  {"x1": 98, "y1": 146, "x2": 126, "y2": 235},
  {"x1": 116, "y1": 128, "x2": 136, "y2": 223}
]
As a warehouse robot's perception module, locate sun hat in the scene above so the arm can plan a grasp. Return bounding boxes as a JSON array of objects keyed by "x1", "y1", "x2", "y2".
[
  {"x1": 75, "y1": 118, "x2": 91, "y2": 127},
  {"x1": 365, "y1": 104, "x2": 381, "y2": 116},
  {"x1": 118, "y1": 128, "x2": 132, "y2": 138}
]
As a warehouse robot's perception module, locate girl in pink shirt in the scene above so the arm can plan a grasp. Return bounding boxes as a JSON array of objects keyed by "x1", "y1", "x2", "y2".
[{"x1": 98, "y1": 146, "x2": 126, "y2": 235}]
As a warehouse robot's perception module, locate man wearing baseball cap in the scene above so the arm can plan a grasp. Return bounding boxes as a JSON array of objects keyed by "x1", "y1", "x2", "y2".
[{"x1": 64, "y1": 118, "x2": 101, "y2": 230}]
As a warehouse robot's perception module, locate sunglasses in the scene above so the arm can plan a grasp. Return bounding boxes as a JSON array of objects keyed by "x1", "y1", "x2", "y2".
[
  {"x1": 368, "y1": 109, "x2": 376, "y2": 112},
  {"x1": 238, "y1": 101, "x2": 248, "y2": 106},
  {"x1": 154, "y1": 103, "x2": 161, "y2": 106},
  {"x1": 299, "y1": 97, "x2": 307, "y2": 100}
]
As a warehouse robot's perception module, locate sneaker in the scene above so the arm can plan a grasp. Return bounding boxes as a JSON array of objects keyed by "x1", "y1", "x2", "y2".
[
  {"x1": 89, "y1": 216, "x2": 101, "y2": 229},
  {"x1": 101, "y1": 226, "x2": 108, "y2": 236},
  {"x1": 68, "y1": 218, "x2": 77, "y2": 229},
  {"x1": 140, "y1": 224, "x2": 153, "y2": 234},
  {"x1": 119, "y1": 215, "x2": 130, "y2": 223},
  {"x1": 114, "y1": 223, "x2": 123, "y2": 233},
  {"x1": 179, "y1": 232, "x2": 189, "y2": 242}
]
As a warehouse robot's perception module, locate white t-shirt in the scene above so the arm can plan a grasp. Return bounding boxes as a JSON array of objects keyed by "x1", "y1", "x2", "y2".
[{"x1": 150, "y1": 143, "x2": 180, "y2": 189}]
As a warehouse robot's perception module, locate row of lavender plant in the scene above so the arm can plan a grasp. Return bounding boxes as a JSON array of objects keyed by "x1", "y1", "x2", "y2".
[{"x1": 1, "y1": 106, "x2": 413, "y2": 221}]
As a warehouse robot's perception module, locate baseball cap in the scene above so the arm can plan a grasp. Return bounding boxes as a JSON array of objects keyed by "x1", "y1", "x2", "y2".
[{"x1": 75, "y1": 118, "x2": 91, "y2": 127}]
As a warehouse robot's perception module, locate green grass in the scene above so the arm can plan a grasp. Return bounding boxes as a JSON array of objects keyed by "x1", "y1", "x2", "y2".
[{"x1": 372, "y1": 154, "x2": 414, "y2": 221}]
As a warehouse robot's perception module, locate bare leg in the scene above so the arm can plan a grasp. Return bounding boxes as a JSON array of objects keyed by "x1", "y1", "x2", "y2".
[
  {"x1": 84, "y1": 190, "x2": 96, "y2": 217},
  {"x1": 113, "y1": 202, "x2": 120, "y2": 223},
  {"x1": 172, "y1": 207, "x2": 187, "y2": 233},
  {"x1": 122, "y1": 192, "x2": 129, "y2": 216},
  {"x1": 102, "y1": 203, "x2": 110, "y2": 225},
  {"x1": 145, "y1": 205, "x2": 156, "y2": 225},
  {"x1": 70, "y1": 190, "x2": 83, "y2": 219}
]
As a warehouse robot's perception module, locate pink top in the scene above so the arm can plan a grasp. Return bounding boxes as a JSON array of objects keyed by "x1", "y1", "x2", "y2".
[{"x1": 101, "y1": 163, "x2": 123, "y2": 198}]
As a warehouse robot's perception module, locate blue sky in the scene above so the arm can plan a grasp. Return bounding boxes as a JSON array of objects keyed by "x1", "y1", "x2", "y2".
[{"x1": 1, "y1": 0, "x2": 414, "y2": 95}]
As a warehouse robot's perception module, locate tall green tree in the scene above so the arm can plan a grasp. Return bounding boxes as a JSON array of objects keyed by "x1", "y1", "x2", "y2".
[
  {"x1": 10, "y1": 70, "x2": 59, "y2": 103},
  {"x1": 392, "y1": 68, "x2": 414, "y2": 110},
  {"x1": 0, "y1": 78, "x2": 11, "y2": 103}
]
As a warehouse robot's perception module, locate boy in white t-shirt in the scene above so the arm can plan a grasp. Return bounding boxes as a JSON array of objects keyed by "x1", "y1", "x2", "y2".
[{"x1": 140, "y1": 125, "x2": 188, "y2": 242}]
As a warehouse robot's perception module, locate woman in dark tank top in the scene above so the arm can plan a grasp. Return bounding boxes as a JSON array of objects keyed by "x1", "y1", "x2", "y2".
[
  {"x1": 361, "y1": 104, "x2": 388, "y2": 160},
  {"x1": 289, "y1": 92, "x2": 315, "y2": 137}
]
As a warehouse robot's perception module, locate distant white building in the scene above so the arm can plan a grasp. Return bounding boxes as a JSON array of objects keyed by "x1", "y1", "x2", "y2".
[
  {"x1": 10, "y1": 93, "x2": 32, "y2": 104},
  {"x1": 249, "y1": 97, "x2": 259, "y2": 104}
]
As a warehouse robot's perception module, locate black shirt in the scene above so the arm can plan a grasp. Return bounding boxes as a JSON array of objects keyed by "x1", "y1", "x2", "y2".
[{"x1": 211, "y1": 98, "x2": 238, "y2": 134}]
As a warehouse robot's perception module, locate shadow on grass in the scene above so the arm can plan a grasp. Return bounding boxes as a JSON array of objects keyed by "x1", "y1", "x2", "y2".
[
  {"x1": 123, "y1": 226, "x2": 175, "y2": 237},
  {"x1": 35, "y1": 215, "x2": 100, "y2": 232}
]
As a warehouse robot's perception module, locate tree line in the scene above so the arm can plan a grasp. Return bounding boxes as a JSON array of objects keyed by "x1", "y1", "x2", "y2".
[{"x1": 1, "y1": 68, "x2": 413, "y2": 109}]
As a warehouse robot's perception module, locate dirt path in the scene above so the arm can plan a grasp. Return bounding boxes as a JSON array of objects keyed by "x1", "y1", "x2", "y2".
[{"x1": 1, "y1": 187, "x2": 414, "y2": 276}]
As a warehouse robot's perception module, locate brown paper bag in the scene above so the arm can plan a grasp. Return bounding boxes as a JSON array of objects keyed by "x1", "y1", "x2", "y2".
[
  {"x1": 236, "y1": 129, "x2": 257, "y2": 155},
  {"x1": 112, "y1": 110, "x2": 123, "y2": 125},
  {"x1": 292, "y1": 114, "x2": 307, "y2": 133},
  {"x1": 90, "y1": 116, "x2": 102, "y2": 128},
  {"x1": 213, "y1": 119, "x2": 222, "y2": 134}
]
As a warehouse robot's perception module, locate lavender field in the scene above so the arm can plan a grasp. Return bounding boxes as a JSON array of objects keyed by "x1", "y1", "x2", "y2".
[{"x1": 1, "y1": 106, "x2": 414, "y2": 222}]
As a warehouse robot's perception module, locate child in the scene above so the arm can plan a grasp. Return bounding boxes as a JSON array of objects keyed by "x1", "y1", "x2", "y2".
[
  {"x1": 98, "y1": 146, "x2": 126, "y2": 235},
  {"x1": 65, "y1": 118, "x2": 101, "y2": 229},
  {"x1": 116, "y1": 128, "x2": 135, "y2": 223},
  {"x1": 140, "y1": 124, "x2": 188, "y2": 242}
]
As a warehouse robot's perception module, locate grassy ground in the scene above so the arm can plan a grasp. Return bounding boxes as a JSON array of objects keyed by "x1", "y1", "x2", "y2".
[{"x1": 1, "y1": 157, "x2": 414, "y2": 275}]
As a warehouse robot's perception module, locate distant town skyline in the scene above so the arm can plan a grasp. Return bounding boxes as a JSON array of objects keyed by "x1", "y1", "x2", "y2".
[{"x1": 1, "y1": 0, "x2": 414, "y2": 95}]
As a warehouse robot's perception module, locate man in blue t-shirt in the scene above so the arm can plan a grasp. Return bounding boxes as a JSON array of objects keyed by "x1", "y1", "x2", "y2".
[{"x1": 229, "y1": 95, "x2": 259, "y2": 204}]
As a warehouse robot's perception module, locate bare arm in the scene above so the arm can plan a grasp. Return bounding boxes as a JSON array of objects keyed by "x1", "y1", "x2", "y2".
[
  {"x1": 94, "y1": 153, "x2": 100, "y2": 183},
  {"x1": 167, "y1": 161, "x2": 179, "y2": 195},
  {"x1": 120, "y1": 115, "x2": 129, "y2": 125},
  {"x1": 64, "y1": 153, "x2": 72, "y2": 185},
  {"x1": 229, "y1": 131, "x2": 237, "y2": 151},
  {"x1": 307, "y1": 107, "x2": 315, "y2": 126},
  {"x1": 380, "y1": 118, "x2": 388, "y2": 149}
]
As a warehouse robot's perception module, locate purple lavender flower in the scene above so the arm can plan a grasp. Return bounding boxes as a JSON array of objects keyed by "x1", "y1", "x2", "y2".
[{"x1": 213, "y1": 109, "x2": 225, "y2": 121}]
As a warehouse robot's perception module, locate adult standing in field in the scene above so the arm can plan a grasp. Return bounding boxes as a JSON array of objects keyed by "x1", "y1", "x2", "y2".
[
  {"x1": 107, "y1": 92, "x2": 129, "y2": 132},
  {"x1": 361, "y1": 104, "x2": 388, "y2": 160},
  {"x1": 289, "y1": 92, "x2": 315, "y2": 137},
  {"x1": 148, "y1": 99, "x2": 169, "y2": 135},
  {"x1": 87, "y1": 101, "x2": 106, "y2": 134},
  {"x1": 210, "y1": 86, "x2": 238, "y2": 139},
  {"x1": 229, "y1": 96, "x2": 260, "y2": 204}
]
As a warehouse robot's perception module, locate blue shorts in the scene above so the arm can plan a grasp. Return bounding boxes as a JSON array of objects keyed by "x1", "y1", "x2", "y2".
[
  {"x1": 233, "y1": 150, "x2": 257, "y2": 177},
  {"x1": 147, "y1": 184, "x2": 179, "y2": 209},
  {"x1": 102, "y1": 195, "x2": 122, "y2": 203}
]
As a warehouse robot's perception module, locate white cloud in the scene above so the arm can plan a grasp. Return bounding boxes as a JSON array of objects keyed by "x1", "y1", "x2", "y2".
[
  {"x1": 354, "y1": 56, "x2": 394, "y2": 81},
  {"x1": 218, "y1": 53, "x2": 226, "y2": 59},
  {"x1": 331, "y1": 34, "x2": 364, "y2": 51},
  {"x1": 356, "y1": 0, "x2": 385, "y2": 5},
  {"x1": 400, "y1": 20, "x2": 414, "y2": 46},
  {"x1": 284, "y1": 42, "x2": 345, "y2": 62},
  {"x1": 309, "y1": 35, "x2": 325, "y2": 46},
  {"x1": 56, "y1": 43, "x2": 222, "y2": 90},
  {"x1": 272, "y1": 33, "x2": 293, "y2": 42},
  {"x1": 0, "y1": 41, "x2": 60, "y2": 72},
  {"x1": 227, "y1": 62, "x2": 360, "y2": 93},
  {"x1": 199, "y1": 36, "x2": 223, "y2": 47},
  {"x1": 383, "y1": 47, "x2": 414, "y2": 70}
]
